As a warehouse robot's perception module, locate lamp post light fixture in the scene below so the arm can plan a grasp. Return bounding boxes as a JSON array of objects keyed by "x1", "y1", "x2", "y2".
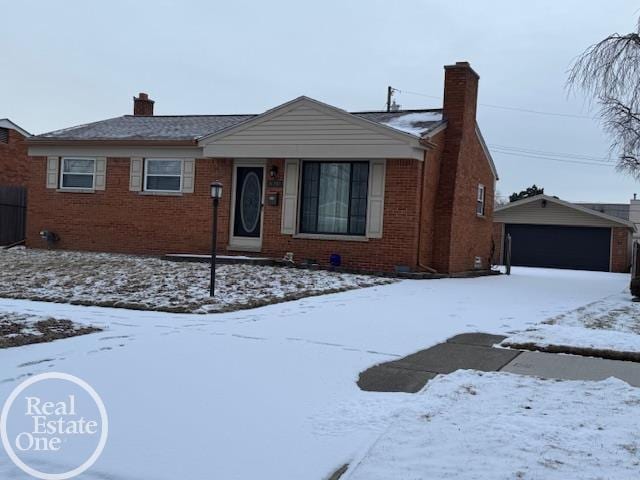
[{"x1": 210, "y1": 181, "x2": 223, "y2": 296}]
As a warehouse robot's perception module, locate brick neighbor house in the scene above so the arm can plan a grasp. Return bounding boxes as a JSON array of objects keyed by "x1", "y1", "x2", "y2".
[
  {"x1": 0, "y1": 119, "x2": 31, "y2": 245},
  {"x1": 25, "y1": 61, "x2": 498, "y2": 274},
  {"x1": 0, "y1": 119, "x2": 30, "y2": 187}
]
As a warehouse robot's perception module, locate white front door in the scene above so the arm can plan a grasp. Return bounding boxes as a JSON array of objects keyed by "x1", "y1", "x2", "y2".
[{"x1": 228, "y1": 160, "x2": 265, "y2": 252}]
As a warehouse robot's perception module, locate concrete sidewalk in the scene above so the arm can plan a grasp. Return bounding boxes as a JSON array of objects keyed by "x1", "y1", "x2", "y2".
[
  {"x1": 502, "y1": 350, "x2": 640, "y2": 386},
  {"x1": 358, "y1": 332, "x2": 640, "y2": 392}
]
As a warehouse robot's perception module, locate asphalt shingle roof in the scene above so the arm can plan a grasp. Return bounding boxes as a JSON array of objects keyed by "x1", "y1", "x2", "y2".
[
  {"x1": 32, "y1": 115, "x2": 256, "y2": 142},
  {"x1": 578, "y1": 203, "x2": 631, "y2": 221},
  {"x1": 31, "y1": 109, "x2": 444, "y2": 142}
]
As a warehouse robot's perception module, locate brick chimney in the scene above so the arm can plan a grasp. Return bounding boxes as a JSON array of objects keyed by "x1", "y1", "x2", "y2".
[
  {"x1": 133, "y1": 92, "x2": 154, "y2": 116},
  {"x1": 432, "y1": 61, "x2": 481, "y2": 273},
  {"x1": 442, "y1": 61, "x2": 479, "y2": 136}
]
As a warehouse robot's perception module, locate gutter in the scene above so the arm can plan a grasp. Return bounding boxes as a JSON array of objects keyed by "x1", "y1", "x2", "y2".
[{"x1": 25, "y1": 139, "x2": 199, "y2": 147}]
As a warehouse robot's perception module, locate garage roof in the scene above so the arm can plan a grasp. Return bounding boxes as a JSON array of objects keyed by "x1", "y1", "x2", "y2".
[{"x1": 495, "y1": 194, "x2": 636, "y2": 231}]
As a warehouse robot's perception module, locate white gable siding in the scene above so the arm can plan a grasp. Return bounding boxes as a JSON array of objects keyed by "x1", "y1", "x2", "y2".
[
  {"x1": 214, "y1": 105, "x2": 408, "y2": 145},
  {"x1": 201, "y1": 104, "x2": 425, "y2": 159},
  {"x1": 495, "y1": 199, "x2": 624, "y2": 228}
]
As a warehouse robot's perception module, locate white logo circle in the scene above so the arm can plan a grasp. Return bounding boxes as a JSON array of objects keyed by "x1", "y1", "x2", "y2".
[{"x1": 0, "y1": 372, "x2": 109, "y2": 480}]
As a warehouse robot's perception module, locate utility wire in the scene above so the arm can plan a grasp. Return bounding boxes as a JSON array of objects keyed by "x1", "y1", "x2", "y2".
[
  {"x1": 491, "y1": 149, "x2": 614, "y2": 167},
  {"x1": 488, "y1": 144, "x2": 611, "y2": 162},
  {"x1": 395, "y1": 88, "x2": 598, "y2": 120},
  {"x1": 389, "y1": 87, "x2": 615, "y2": 167}
]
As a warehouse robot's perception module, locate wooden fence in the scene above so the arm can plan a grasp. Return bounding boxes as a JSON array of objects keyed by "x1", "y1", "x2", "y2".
[{"x1": 0, "y1": 186, "x2": 27, "y2": 245}]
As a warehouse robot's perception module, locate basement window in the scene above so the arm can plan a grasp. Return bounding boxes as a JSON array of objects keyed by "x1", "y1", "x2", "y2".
[
  {"x1": 476, "y1": 184, "x2": 486, "y2": 216},
  {"x1": 60, "y1": 158, "x2": 96, "y2": 189},
  {"x1": 299, "y1": 161, "x2": 369, "y2": 235},
  {"x1": 144, "y1": 159, "x2": 182, "y2": 192}
]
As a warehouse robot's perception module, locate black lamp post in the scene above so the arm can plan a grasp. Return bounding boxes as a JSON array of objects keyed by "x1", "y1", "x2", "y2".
[{"x1": 210, "y1": 181, "x2": 223, "y2": 296}]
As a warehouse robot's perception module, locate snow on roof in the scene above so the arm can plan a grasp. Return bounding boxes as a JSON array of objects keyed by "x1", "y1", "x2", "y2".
[
  {"x1": 31, "y1": 109, "x2": 446, "y2": 142},
  {"x1": 380, "y1": 112, "x2": 444, "y2": 136},
  {"x1": 0, "y1": 118, "x2": 31, "y2": 137}
]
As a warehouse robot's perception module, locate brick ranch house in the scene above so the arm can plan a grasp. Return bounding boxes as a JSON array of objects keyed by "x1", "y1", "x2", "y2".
[{"x1": 26, "y1": 61, "x2": 498, "y2": 274}]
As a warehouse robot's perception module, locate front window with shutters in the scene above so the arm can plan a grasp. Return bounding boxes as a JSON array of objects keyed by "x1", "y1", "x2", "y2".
[
  {"x1": 144, "y1": 159, "x2": 183, "y2": 192},
  {"x1": 299, "y1": 161, "x2": 369, "y2": 235},
  {"x1": 60, "y1": 158, "x2": 96, "y2": 189}
]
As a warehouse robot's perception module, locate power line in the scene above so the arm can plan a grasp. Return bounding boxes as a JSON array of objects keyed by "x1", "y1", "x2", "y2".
[
  {"x1": 395, "y1": 88, "x2": 598, "y2": 120},
  {"x1": 488, "y1": 143, "x2": 611, "y2": 162},
  {"x1": 491, "y1": 149, "x2": 615, "y2": 167}
]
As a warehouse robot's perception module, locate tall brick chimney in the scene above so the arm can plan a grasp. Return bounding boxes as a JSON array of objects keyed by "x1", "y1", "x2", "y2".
[
  {"x1": 432, "y1": 61, "x2": 481, "y2": 273},
  {"x1": 133, "y1": 92, "x2": 154, "y2": 116},
  {"x1": 442, "y1": 61, "x2": 479, "y2": 136}
]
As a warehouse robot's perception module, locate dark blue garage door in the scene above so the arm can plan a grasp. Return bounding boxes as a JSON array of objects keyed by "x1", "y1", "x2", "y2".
[{"x1": 505, "y1": 224, "x2": 611, "y2": 272}]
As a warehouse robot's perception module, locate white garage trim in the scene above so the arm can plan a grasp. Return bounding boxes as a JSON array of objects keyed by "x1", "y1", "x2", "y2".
[{"x1": 495, "y1": 194, "x2": 636, "y2": 230}]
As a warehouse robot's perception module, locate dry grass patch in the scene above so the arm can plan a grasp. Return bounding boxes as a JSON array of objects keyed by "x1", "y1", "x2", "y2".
[
  {"x1": 0, "y1": 312, "x2": 101, "y2": 349},
  {"x1": 0, "y1": 248, "x2": 394, "y2": 313}
]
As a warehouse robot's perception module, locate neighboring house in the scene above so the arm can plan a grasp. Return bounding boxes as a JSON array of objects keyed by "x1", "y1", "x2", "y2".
[
  {"x1": 25, "y1": 62, "x2": 498, "y2": 274},
  {"x1": 580, "y1": 198, "x2": 640, "y2": 265},
  {"x1": 0, "y1": 119, "x2": 31, "y2": 187},
  {"x1": 0, "y1": 119, "x2": 31, "y2": 245},
  {"x1": 580, "y1": 197, "x2": 640, "y2": 248},
  {"x1": 493, "y1": 194, "x2": 636, "y2": 272},
  {"x1": 632, "y1": 197, "x2": 640, "y2": 245}
]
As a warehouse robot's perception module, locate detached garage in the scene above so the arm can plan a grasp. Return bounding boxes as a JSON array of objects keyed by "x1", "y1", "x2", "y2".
[{"x1": 493, "y1": 195, "x2": 635, "y2": 272}]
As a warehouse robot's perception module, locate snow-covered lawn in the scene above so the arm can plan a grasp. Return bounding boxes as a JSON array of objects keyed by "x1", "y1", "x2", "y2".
[
  {"x1": 344, "y1": 370, "x2": 640, "y2": 480},
  {"x1": 502, "y1": 289, "x2": 640, "y2": 358},
  {"x1": 0, "y1": 267, "x2": 632, "y2": 479},
  {"x1": 0, "y1": 311, "x2": 100, "y2": 349},
  {"x1": 0, "y1": 248, "x2": 392, "y2": 313}
]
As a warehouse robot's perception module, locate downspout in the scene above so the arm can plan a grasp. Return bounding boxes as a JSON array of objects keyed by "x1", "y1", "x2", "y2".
[{"x1": 417, "y1": 138, "x2": 438, "y2": 274}]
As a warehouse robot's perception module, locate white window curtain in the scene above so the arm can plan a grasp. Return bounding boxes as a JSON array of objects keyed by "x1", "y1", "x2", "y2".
[{"x1": 317, "y1": 163, "x2": 350, "y2": 233}]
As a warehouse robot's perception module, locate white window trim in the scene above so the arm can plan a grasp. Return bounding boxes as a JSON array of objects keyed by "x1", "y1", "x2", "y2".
[
  {"x1": 59, "y1": 157, "x2": 96, "y2": 190},
  {"x1": 143, "y1": 158, "x2": 184, "y2": 193},
  {"x1": 477, "y1": 183, "x2": 486, "y2": 217}
]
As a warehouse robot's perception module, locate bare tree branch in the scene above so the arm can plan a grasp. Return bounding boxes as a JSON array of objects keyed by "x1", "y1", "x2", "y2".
[{"x1": 568, "y1": 18, "x2": 640, "y2": 177}]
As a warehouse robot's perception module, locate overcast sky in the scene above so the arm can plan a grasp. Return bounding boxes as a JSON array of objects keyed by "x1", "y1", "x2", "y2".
[{"x1": 3, "y1": 0, "x2": 639, "y2": 202}]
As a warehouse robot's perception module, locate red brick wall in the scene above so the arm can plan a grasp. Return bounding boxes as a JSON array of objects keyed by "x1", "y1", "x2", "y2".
[
  {"x1": 432, "y1": 62, "x2": 496, "y2": 273},
  {"x1": 611, "y1": 226, "x2": 630, "y2": 273},
  {"x1": 260, "y1": 158, "x2": 423, "y2": 272},
  {"x1": 27, "y1": 157, "x2": 234, "y2": 255},
  {"x1": 27, "y1": 156, "x2": 425, "y2": 272},
  {"x1": 0, "y1": 129, "x2": 29, "y2": 187},
  {"x1": 417, "y1": 130, "x2": 444, "y2": 268},
  {"x1": 447, "y1": 131, "x2": 496, "y2": 272}
]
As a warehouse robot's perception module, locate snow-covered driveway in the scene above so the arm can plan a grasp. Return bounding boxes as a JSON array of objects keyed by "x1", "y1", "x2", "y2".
[{"x1": 0, "y1": 268, "x2": 630, "y2": 479}]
